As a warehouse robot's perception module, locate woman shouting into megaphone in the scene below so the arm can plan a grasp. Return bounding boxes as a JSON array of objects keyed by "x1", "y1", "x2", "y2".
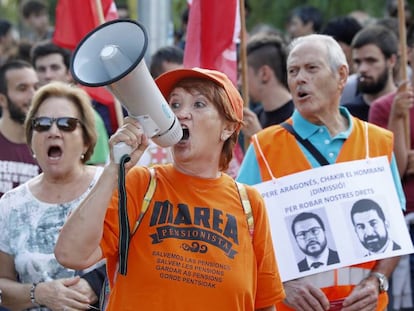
[{"x1": 55, "y1": 68, "x2": 285, "y2": 311}]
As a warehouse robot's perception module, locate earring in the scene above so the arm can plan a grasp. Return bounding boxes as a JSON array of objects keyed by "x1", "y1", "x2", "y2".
[
  {"x1": 221, "y1": 134, "x2": 227, "y2": 141},
  {"x1": 81, "y1": 154, "x2": 85, "y2": 160},
  {"x1": 32, "y1": 153, "x2": 36, "y2": 159}
]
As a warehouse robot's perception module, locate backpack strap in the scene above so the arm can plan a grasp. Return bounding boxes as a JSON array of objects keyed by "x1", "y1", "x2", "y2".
[
  {"x1": 281, "y1": 122, "x2": 330, "y2": 166},
  {"x1": 131, "y1": 167, "x2": 157, "y2": 236},
  {"x1": 235, "y1": 181, "x2": 254, "y2": 238},
  {"x1": 103, "y1": 167, "x2": 157, "y2": 307},
  {"x1": 119, "y1": 166, "x2": 157, "y2": 276}
]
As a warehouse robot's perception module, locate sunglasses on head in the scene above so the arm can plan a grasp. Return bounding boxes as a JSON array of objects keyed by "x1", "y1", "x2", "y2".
[{"x1": 32, "y1": 117, "x2": 82, "y2": 132}]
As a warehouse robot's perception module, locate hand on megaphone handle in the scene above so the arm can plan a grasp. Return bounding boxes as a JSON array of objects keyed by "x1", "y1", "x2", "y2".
[{"x1": 109, "y1": 117, "x2": 149, "y2": 166}]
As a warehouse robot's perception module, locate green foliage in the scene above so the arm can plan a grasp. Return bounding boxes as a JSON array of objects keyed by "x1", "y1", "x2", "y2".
[
  {"x1": 169, "y1": 0, "x2": 414, "y2": 35},
  {"x1": 246, "y1": 0, "x2": 388, "y2": 32},
  {"x1": 48, "y1": 0, "x2": 57, "y2": 24},
  {"x1": 0, "y1": 1, "x2": 20, "y2": 21},
  {"x1": 172, "y1": 0, "x2": 188, "y2": 32}
]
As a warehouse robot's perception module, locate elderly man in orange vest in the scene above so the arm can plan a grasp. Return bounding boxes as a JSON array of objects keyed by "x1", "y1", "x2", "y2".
[{"x1": 238, "y1": 34, "x2": 405, "y2": 311}]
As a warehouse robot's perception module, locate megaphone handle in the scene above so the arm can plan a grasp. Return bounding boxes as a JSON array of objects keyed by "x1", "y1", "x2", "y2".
[{"x1": 113, "y1": 142, "x2": 133, "y2": 164}]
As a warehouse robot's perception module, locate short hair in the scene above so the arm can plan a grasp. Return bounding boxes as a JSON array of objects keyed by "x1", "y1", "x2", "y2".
[
  {"x1": 31, "y1": 40, "x2": 71, "y2": 69},
  {"x1": 0, "y1": 59, "x2": 33, "y2": 95},
  {"x1": 171, "y1": 78, "x2": 240, "y2": 172},
  {"x1": 246, "y1": 32, "x2": 288, "y2": 88},
  {"x1": 288, "y1": 34, "x2": 349, "y2": 73},
  {"x1": 291, "y1": 212, "x2": 325, "y2": 236},
  {"x1": 321, "y1": 16, "x2": 362, "y2": 46},
  {"x1": 386, "y1": 0, "x2": 408, "y2": 18},
  {"x1": 0, "y1": 19, "x2": 12, "y2": 38},
  {"x1": 351, "y1": 25, "x2": 399, "y2": 59},
  {"x1": 289, "y1": 5, "x2": 323, "y2": 33},
  {"x1": 150, "y1": 46, "x2": 184, "y2": 78},
  {"x1": 376, "y1": 17, "x2": 399, "y2": 39},
  {"x1": 12, "y1": 39, "x2": 33, "y2": 63},
  {"x1": 25, "y1": 82, "x2": 97, "y2": 163},
  {"x1": 350, "y1": 198, "x2": 386, "y2": 225},
  {"x1": 408, "y1": 23, "x2": 414, "y2": 47},
  {"x1": 21, "y1": 0, "x2": 48, "y2": 19}
]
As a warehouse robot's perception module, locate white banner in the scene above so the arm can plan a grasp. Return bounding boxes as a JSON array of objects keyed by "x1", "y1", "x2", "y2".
[{"x1": 253, "y1": 156, "x2": 414, "y2": 281}]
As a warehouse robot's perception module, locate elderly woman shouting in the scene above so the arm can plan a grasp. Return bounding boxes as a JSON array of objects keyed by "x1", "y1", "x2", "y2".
[
  {"x1": 55, "y1": 68, "x2": 285, "y2": 310},
  {"x1": 0, "y1": 82, "x2": 105, "y2": 310}
]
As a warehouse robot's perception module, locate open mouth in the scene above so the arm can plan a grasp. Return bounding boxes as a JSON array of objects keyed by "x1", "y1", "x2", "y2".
[
  {"x1": 359, "y1": 75, "x2": 368, "y2": 82},
  {"x1": 180, "y1": 126, "x2": 189, "y2": 141},
  {"x1": 297, "y1": 91, "x2": 309, "y2": 98},
  {"x1": 48, "y1": 145, "x2": 62, "y2": 159}
]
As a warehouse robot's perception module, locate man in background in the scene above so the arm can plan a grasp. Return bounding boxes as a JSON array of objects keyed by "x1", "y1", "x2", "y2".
[
  {"x1": 241, "y1": 32, "x2": 293, "y2": 140},
  {"x1": 286, "y1": 5, "x2": 323, "y2": 39},
  {"x1": 0, "y1": 60, "x2": 40, "y2": 198},
  {"x1": 20, "y1": 0, "x2": 54, "y2": 44},
  {"x1": 321, "y1": 15, "x2": 362, "y2": 75},
  {"x1": 342, "y1": 25, "x2": 398, "y2": 120},
  {"x1": 149, "y1": 45, "x2": 184, "y2": 79}
]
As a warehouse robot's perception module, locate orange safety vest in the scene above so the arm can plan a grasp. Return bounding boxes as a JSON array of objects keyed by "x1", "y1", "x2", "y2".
[{"x1": 253, "y1": 117, "x2": 393, "y2": 310}]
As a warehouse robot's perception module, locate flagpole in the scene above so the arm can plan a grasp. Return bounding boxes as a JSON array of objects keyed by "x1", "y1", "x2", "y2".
[
  {"x1": 94, "y1": 0, "x2": 105, "y2": 24},
  {"x1": 238, "y1": 0, "x2": 250, "y2": 150},
  {"x1": 94, "y1": 0, "x2": 125, "y2": 129},
  {"x1": 398, "y1": 0, "x2": 410, "y2": 148}
]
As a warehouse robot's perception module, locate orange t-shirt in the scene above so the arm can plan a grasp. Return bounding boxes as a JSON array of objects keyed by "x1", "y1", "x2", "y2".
[{"x1": 101, "y1": 164, "x2": 285, "y2": 310}]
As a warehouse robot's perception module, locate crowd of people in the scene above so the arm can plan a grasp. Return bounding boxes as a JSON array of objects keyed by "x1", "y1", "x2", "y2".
[{"x1": 0, "y1": 0, "x2": 413, "y2": 310}]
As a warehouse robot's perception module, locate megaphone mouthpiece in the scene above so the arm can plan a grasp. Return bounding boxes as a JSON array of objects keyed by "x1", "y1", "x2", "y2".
[
  {"x1": 100, "y1": 45, "x2": 119, "y2": 59},
  {"x1": 100, "y1": 45, "x2": 133, "y2": 81}
]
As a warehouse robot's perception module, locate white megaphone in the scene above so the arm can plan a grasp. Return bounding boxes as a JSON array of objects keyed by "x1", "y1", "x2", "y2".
[{"x1": 71, "y1": 19, "x2": 182, "y2": 162}]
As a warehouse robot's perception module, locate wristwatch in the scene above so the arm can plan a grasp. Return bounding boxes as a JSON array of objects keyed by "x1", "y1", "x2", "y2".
[{"x1": 370, "y1": 272, "x2": 389, "y2": 293}]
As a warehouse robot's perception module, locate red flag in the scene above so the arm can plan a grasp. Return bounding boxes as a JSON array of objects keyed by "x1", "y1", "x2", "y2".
[
  {"x1": 53, "y1": 0, "x2": 120, "y2": 133},
  {"x1": 53, "y1": 0, "x2": 118, "y2": 50},
  {"x1": 184, "y1": 0, "x2": 240, "y2": 85},
  {"x1": 184, "y1": 0, "x2": 243, "y2": 176}
]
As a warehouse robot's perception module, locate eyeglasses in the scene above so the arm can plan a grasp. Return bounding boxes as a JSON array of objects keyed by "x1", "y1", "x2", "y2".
[
  {"x1": 295, "y1": 227, "x2": 322, "y2": 240},
  {"x1": 32, "y1": 117, "x2": 82, "y2": 132}
]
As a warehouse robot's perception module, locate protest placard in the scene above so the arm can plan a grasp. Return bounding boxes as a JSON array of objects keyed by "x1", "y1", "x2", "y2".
[{"x1": 254, "y1": 156, "x2": 414, "y2": 281}]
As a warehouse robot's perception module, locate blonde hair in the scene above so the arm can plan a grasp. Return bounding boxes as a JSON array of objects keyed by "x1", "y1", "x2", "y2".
[{"x1": 25, "y1": 82, "x2": 97, "y2": 163}]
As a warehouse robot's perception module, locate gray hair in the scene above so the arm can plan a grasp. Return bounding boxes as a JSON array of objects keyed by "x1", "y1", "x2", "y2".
[{"x1": 287, "y1": 34, "x2": 349, "y2": 73}]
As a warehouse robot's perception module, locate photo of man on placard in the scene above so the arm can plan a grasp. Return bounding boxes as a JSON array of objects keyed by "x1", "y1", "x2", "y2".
[
  {"x1": 291, "y1": 211, "x2": 340, "y2": 272},
  {"x1": 350, "y1": 198, "x2": 401, "y2": 256}
]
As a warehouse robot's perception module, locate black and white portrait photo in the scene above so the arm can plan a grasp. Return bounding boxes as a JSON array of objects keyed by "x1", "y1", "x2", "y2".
[
  {"x1": 290, "y1": 210, "x2": 340, "y2": 272},
  {"x1": 350, "y1": 198, "x2": 401, "y2": 256}
]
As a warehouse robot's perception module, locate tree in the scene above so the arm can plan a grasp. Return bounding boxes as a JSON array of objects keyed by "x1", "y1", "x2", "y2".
[{"x1": 246, "y1": 0, "x2": 403, "y2": 32}]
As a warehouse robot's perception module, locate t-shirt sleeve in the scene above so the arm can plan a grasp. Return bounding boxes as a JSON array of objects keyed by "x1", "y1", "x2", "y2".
[
  {"x1": 0, "y1": 195, "x2": 12, "y2": 254},
  {"x1": 247, "y1": 186, "x2": 286, "y2": 308},
  {"x1": 368, "y1": 96, "x2": 391, "y2": 128}
]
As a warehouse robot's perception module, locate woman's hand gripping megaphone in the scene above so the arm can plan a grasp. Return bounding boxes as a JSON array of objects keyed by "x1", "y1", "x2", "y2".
[{"x1": 110, "y1": 117, "x2": 149, "y2": 166}]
